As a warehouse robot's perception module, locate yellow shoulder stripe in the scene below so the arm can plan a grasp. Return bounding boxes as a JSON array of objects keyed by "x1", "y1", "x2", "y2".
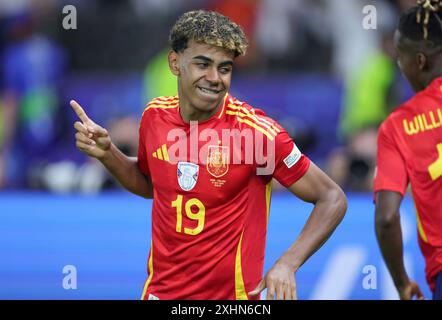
[
  {"x1": 140, "y1": 103, "x2": 178, "y2": 125},
  {"x1": 227, "y1": 113, "x2": 275, "y2": 140},
  {"x1": 226, "y1": 104, "x2": 281, "y2": 134},
  {"x1": 152, "y1": 95, "x2": 179, "y2": 103},
  {"x1": 227, "y1": 102, "x2": 281, "y2": 132},
  {"x1": 146, "y1": 103, "x2": 178, "y2": 110},
  {"x1": 149, "y1": 97, "x2": 179, "y2": 105},
  {"x1": 144, "y1": 102, "x2": 178, "y2": 113},
  {"x1": 226, "y1": 108, "x2": 278, "y2": 136}
]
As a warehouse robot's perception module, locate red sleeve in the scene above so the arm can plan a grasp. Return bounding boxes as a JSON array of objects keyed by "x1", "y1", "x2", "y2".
[
  {"x1": 272, "y1": 129, "x2": 311, "y2": 188},
  {"x1": 373, "y1": 121, "x2": 408, "y2": 197},
  {"x1": 137, "y1": 112, "x2": 150, "y2": 176}
]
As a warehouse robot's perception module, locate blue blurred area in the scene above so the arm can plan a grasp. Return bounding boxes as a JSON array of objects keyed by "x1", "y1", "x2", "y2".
[
  {"x1": 0, "y1": 192, "x2": 430, "y2": 300},
  {"x1": 64, "y1": 73, "x2": 144, "y2": 124},
  {"x1": 232, "y1": 74, "x2": 343, "y2": 161}
]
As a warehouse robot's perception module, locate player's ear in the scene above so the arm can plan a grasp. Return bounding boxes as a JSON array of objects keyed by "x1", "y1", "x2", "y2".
[
  {"x1": 416, "y1": 52, "x2": 427, "y2": 71},
  {"x1": 168, "y1": 50, "x2": 180, "y2": 76}
]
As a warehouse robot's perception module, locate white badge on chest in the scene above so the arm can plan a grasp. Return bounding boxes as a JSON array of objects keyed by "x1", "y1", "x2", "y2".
[{"x1": 177, "y1": 162, "x2": 199, "y2": 191}]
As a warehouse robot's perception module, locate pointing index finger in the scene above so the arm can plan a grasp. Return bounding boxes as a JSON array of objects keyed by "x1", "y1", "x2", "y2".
[{"x1": 70, "y1": 100, "x2": 91, "y2": 124}]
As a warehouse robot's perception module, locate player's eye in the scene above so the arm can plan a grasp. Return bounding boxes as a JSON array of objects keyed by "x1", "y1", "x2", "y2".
[
  {"x1": 219, "y1": 67, "x2": 231, "y2": 74},
  {"x1": 197, "y1": 63, "x2": 209, "y2": 69}
]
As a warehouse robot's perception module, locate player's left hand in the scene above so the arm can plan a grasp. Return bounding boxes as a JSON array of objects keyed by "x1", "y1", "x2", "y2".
[
  {"x1": 249, "y1": 262, "x2": 297, "y2": 300},
  {"x1": 397, "y1": 280, "x2": 425, "y2": 300}
]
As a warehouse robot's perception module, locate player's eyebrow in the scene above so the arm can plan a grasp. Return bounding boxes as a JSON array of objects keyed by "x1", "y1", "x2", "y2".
[
  {"x1": 192, "y1": 55, "x2": 233, "y2": 67},
  {"x1": 193, "y1": 55, "x2": 213, "y2": 63},
  {"x1": 219, "y1": 60, "x2": 233, "y2": 68}
]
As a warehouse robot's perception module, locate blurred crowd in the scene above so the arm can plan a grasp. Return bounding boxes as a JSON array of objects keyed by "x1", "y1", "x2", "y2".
[{"x1": 0, "y1": 0, "x2": 418, "y2": 192}]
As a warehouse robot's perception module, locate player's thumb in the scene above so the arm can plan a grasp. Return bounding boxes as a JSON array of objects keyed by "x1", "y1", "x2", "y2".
[
  {"x1": 96, "y1": 127, "x2": 109, "y2": 137},
  {"x1": 248, "y1": 279, "x2": 265, "y2": 296}
]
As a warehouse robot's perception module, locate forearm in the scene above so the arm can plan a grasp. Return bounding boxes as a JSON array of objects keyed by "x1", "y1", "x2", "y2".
[
  {"x1": 100, "y1": 143, "x2": 153, "y2": 198},
  {"x1": 1, "y1": 92, "x2": 17, "y2": 151},
  {"x1": 278, "y1": 189, "x2": 346, "y2": 272},
  {"x1": 375, "y1": 211, "x2": 409, "y2": 288}
]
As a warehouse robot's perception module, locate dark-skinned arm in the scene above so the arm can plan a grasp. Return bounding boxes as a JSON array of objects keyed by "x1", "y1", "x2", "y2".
[
  {"x1": 0, "y1": 91, "x2": 18, "y2": 187},
  {"x1": 100, "y1": 144, "x2": 153, "y2": 199},
  {"x1": 250, "y1": 162, "x2": 347, "y2": 300},
  {"x1": 375, "y1": 190, "x2": 424, "y2": 300}
]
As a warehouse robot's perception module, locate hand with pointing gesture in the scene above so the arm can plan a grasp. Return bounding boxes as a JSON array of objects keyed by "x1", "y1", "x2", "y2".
[{"x1": 70, "y1": 100, "x2": 111, "y2": 160}]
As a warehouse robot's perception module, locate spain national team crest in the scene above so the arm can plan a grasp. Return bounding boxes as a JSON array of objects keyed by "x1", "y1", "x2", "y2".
[
  {"x1": 206, "y1": 145, "x2": 229, "y2": 178},
  {"x1": 177, "y1": 162, "x2": 199, "y2": 191}
]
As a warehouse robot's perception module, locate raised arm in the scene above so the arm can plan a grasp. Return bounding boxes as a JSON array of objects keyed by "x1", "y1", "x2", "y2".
[
  {"x1": 250, "y1": 162, "x2": 347, "y2": 300},
  {"x1": 70, "y1": 100, "x2": 153, "y2": 198}
]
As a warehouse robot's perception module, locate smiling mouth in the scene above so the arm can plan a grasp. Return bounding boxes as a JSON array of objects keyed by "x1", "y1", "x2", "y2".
[{"x1": 197, "y1": 86, "x2": 223, "y2": 95}]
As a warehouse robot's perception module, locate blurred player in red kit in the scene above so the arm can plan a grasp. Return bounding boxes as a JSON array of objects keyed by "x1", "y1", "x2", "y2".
[{"x1": 374, "y1": 0, "x2": 442, "y2": 300}]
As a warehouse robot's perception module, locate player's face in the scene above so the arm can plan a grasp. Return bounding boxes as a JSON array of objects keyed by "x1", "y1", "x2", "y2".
[
  {"x1": 394, "y1": 30, "x2": 424, "y2": 92},
  {"x1": 171, "y1": 40, "x2": 234, "y2": 116}
]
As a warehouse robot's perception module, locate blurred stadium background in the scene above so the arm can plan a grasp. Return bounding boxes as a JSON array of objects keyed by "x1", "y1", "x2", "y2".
[{"x1": 0, "y1": 0, "x2": 431, "y2": 299}]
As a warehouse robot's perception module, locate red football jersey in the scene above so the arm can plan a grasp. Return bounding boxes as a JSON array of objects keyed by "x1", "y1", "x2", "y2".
[
  {"x1": 137, "y1": 93, "x2": 310, "y2": 299},
  {"x1": 374, "y1": 77, "x2": 442, "y2": 290}
]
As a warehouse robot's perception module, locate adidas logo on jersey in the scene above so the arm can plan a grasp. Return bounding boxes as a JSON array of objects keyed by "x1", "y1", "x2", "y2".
[{"x1": 152, "y1": 144, "x2": 169, "y2": 162}]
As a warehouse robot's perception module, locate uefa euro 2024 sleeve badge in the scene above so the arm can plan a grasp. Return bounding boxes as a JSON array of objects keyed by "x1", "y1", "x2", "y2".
[{"x1": 177, "y1": 162, "x2": 199, "y2": 191}]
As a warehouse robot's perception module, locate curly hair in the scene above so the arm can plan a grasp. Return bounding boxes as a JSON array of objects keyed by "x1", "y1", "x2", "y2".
[
  {"x1": 399, "y1": 0, "x2": 442, "y2": 44},
  {"x1": 169, "y1": 10, "x2": 248, "y2": 57}
]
